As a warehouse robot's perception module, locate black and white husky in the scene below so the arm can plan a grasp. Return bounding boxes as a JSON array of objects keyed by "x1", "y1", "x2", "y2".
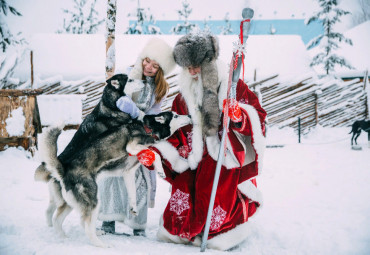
[
  {"x1": 38, "y1": 111, "x2": 191, "y2": 247},
  {"x1": 35, "y1": 73, "x2": 191, "y2": 247}
]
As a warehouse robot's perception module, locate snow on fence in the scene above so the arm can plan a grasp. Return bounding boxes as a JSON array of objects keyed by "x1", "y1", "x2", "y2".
[
  {"x1": 35, "y1": 74, "x2": 368, "y2": 134},
  {"x1": 249, "y1": 75, "x2": 368, "y2": 133},
  {"x1": 37, "y1": 74, "x2": 179, "y2": 119},
  {"x1": 37, "y1": 94, "x2": 86, "y2": 127},
  {"x1": 37, "y1": 80, "x2": 106, "y2": 120}
]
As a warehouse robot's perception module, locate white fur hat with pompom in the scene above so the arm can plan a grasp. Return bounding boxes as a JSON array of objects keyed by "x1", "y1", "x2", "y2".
[{"x1": 129, "y1": 38, "x2": 176, "y2": 79}]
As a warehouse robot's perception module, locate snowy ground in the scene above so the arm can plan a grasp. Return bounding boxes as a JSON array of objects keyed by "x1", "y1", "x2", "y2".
[{"x1": 0, "y1": 126, "x2": 369, "y2": 255}]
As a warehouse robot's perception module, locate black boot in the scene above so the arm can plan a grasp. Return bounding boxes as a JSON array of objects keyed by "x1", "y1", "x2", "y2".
[
  {"x1": 133, "y1": 229, "x2": 146, "y2": 237},
  {"x1": 101, "y1": 221, "x2": 115, "y2": 234}
]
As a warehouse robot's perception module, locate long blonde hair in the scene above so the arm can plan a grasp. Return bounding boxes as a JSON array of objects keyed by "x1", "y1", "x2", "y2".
[{"x1": 142, "y1": 67, "x2": 169, "y2": 103}]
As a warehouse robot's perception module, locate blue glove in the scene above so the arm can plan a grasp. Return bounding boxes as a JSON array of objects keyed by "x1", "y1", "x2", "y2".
[{"x1": 116, "y1": 96, "x2": 144, "y2": 120}]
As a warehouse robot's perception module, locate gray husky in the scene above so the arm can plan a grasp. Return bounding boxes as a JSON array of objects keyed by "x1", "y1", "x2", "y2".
[
  {"x1": 39, "y1": 111, "x2": 191, "y2": 247},
  {"x1": 35, "y1": 74, "x2": 190, "y2": 246}
]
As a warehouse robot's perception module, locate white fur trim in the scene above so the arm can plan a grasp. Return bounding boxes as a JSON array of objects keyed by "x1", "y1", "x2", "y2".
[
  {"x1": 187, "y1": 123, "x2": 203, "y2": 170},
  {"x1": 239, "y1": 104, "x2": 266, "y2": 172},
  {"x1": 204, "y1": 221, "x2": 254, "y2": 251},
  {"x1": 157, "y1": 215, "x2": 190, "y2": 244},
  {"x1": 153, "y1": 140, "x2": 189, "y2": 173},
  {"x1": 206, "y1": 135, "x2": 240, "y2": 169},
  {"x1": 216, "y1": 60, "x2": 229, "y2": 110},
  {"x1": 128, "y1": 38, "x2": 175, "y2": 79},
  {"x1": 237, "y1": 180, "x2": 263, "y2": 206},
  {"x1": 178, "y1": 70, "x2": 204, "y2": 169},
  {"x1": 128, "y1": 57, "x2": 144, "y2": 80}
]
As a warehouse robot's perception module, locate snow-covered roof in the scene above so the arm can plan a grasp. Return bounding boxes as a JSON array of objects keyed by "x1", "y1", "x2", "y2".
[
  {"x1": 37, "y1": 94, "x2": 86, "y2": 126},
  {"x1": 13, "y1": 34, "x2": 315, "y2": 84},
  {"x1": 309, "y1": 21, "x2": 370, "y2": 77}
]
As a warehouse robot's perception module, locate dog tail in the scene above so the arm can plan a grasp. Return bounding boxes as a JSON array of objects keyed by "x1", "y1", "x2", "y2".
[
  {"x1": 39, "y1": 126, "x2": 64, "y2": 181},
  {"x1": 34, "y1": 162, "x2": 52, "y2": 182}
]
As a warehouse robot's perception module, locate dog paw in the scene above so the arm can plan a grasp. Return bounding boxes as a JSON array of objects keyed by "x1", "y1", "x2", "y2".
[
  {"x1": 56, "y1": 231, "x2": 67, "y2": 238},
  {"x1": 130, "y1": 207, "x2": 138, "y2": 216},
  {"x1": 96, "y1": 229, "x2": 106, "y2": 236}
]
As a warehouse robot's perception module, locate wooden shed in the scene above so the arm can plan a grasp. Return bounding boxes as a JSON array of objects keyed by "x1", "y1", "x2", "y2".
[{"x1": 0, "y1": 89, "x2": 43, "y2": 154}]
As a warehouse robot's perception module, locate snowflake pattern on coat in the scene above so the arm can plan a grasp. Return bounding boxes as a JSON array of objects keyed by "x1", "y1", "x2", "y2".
[
  {"x1": 239, "y1": 98, "x2": 248, "y2": 104},
  {"x1": 178, "y1": 131, "x2": 193, "y2": 158},
  {"x1": 210, "y1": 205, "x2": 227, "y2": 231},
  {"x1": 169, "y1": 189, "x2": 190, "y2": 215}
]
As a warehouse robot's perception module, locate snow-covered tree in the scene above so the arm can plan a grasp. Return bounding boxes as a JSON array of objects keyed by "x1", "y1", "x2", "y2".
[
  {"x1": 0, "y1": 0, "x2": 26, "y2": 52},
  {"x1": 270, "y1": 24, "x2": 276, "y2": 35},
  {"x1": 219, "y1": 13, "x2": 233, "y2": 35},
  {"x1": 106, "y1": 0, "x2": 116, "y2": 79},
  {"x1": 171, "y1": 0, "x2": 198, "y2": 34},
  {"x1": 306, "y1": 0, "x2": 353, "y2": 75},
  {"x1": 0, "y1": 0, "x2": 27, "y2": 89},
  {"x1": 57, "y1": 0, "x2": 104, "y2": 34},
  {"x1": 125, "y1": 0, "x2": 161, "y2": 34},
  {"x1": 203, "y1": 16, "x2": 212, "y2": 33}
]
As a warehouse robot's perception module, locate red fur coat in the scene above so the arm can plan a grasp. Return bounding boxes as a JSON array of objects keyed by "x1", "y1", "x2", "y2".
[{"x1": 152, "y1": 73, "x2": 266, "y2": 250}]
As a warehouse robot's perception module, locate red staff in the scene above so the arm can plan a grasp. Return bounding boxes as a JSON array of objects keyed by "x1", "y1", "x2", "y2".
[{"x1": 200, "y1": 7, "x2": 254, "y2": 252}]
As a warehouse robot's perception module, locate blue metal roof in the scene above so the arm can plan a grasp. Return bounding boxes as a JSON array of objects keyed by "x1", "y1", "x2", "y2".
[{"x1": 128, "y1": 19, "x2": 323, "y2": 44}]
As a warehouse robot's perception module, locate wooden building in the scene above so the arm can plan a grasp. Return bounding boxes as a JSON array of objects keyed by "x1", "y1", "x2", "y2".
[{"x1": 0, "y1": 89, "x2": 43, "y2": 153}]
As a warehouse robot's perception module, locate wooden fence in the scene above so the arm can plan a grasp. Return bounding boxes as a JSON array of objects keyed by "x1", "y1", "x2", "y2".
[
  {"x1": 37, "y1": 74, "x2": 369, "y2": 134},
  {"x1": 249, "y1": 74, "x2": 368, "y2": 133}
]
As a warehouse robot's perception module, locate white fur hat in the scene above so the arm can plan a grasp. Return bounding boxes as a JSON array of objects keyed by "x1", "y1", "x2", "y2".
[{"x1": 129, "y1": 38, "x2": 176, "y2": 79}]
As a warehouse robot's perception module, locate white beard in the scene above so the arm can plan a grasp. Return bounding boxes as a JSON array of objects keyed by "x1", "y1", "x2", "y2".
[{"x1": 190, "y1": 74, "x2": 203, "y2": 111}]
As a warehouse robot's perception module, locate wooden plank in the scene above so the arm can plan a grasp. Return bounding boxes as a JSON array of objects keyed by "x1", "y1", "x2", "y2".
[{"x1": 0, "y1": 89, "x2": 43, "y2": 97}]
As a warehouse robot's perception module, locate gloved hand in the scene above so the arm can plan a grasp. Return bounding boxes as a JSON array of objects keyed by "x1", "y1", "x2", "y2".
[
  {"x1": 223, "y1": 98, "x2": 242, "y2": 122},
  {"x1": 137, "y1": 149, "x2": 156, "y2": 167},
  {"x1": 116, "y1": 96, "x2": 145, "y2": 120}
]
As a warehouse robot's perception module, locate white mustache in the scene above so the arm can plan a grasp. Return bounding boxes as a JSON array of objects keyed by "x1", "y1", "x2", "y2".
[{"x1": 191, "y1": 73, "x2": 200, "y2": 79}]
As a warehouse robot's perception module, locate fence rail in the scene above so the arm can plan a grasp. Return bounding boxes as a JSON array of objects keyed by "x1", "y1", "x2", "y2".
[{"x1": 38, "y1": 73, "x2": 368, "y2": 133}]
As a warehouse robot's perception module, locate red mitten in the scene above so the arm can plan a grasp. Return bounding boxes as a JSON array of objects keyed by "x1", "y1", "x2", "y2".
[
  {"x1": 223, "y1": 98, "x2": 242, "y2": 122},
  {"x1": 137, "y1": 149, "x2": 155, "y2": 167}
]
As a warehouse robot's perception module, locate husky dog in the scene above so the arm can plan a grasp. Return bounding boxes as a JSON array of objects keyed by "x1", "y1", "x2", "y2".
[
  {"x1": 38, "y1": 111, "x2": 191, "y2": 248},
  {"x1": 349, "y1": 120, "x2": 370, "y2": 145},
  {"x1": 34, "y1": 74, "x2": 134, "y2": 187},
  {"x1": 34, "y1": 73, "x2": 191, "y2": 247}
]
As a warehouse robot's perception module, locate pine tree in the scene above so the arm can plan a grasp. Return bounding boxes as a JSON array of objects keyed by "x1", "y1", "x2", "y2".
[
  {"x1": 203, "y1": 16, "x2": 212, "y2": 33},
  {"x1": 57, "y1": 0, "x2": 104, "y2": 34},
  {"x1": 306, "y1": 0, "x2": 353, "y2": 75},
  {"x1": 0, "y1": 0, "x2": 26, "y2": 52},
  {"x1": 219, "y1": 12, "x2": 233, "y2": 35},
  {"x1": 125, "y1": 0, "x2": 161, "y2": 34},
  {"x1": 171, "y1": 0, "x2": 198, "y2": 34},
  {"x1": 106, "y1": 0, "x2": 116, "y2": 79}
]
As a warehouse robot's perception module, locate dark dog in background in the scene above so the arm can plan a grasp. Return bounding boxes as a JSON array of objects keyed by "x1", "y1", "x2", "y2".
[{"x1": 349, "y1": 120, "x2": 370, "y2": 145}]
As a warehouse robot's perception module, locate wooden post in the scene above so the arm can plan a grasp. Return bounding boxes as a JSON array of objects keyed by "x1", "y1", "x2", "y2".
[
  {"x1": 298, "y1": 117, "x2": 301, "y2": 143},
  {"x1": 30, "y1": 51, "x2": 34, "y2": 89},
  {"x1": 105, "y1": 0, "x2": 117, "y2": 79},
  {"x1": 315, "y1": 93, "x2": 318, "y2": 125},
  {"x1": 364, "y1": 70, "x2": 369, "y2": 119}
]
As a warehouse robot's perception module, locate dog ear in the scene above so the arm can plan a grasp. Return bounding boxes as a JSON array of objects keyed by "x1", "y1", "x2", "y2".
[
  {"x1": 155, "y1": 116, "x2": 166, "y2": 124},
  {"x1": 110, "y1": 80, "x2": 120, "y2": 90}
]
